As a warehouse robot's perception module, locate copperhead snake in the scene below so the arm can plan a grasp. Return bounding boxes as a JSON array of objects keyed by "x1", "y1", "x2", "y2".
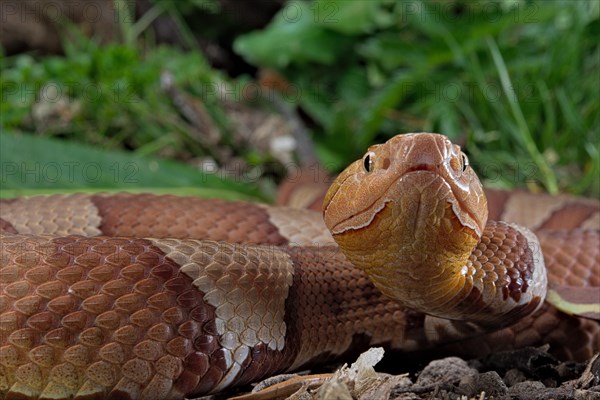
[{"x1": 0, "y1": 133, "x2": 598, "y2": 400}]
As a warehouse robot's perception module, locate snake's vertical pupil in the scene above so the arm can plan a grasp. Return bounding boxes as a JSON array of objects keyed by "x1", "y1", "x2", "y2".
[
  {"x1": 363, "y1": 152, "x2": 374, "y2": 172},
  {"x1": 461, "y1": 153, "x2": 469, "y2": 172}
]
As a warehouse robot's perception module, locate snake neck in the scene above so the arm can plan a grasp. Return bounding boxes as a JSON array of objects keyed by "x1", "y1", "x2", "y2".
[{"x1": 333, "y1": 200, "x2": 482, "y2": 320}]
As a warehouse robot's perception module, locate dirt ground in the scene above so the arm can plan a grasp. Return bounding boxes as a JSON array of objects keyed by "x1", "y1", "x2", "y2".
[{"x1": 201, "y1": 347, "x2": 600, "y2": 400}]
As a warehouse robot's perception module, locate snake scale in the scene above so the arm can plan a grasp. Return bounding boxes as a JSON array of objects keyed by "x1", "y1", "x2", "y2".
[{"x1": 1, "y1": 133, "x2": 598, "y2": 400}]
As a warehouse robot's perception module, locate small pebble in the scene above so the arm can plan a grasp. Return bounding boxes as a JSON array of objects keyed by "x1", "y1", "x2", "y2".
[
  {"x1": 504, "y1": 368, "x2": 527, "y2": 386},
  {"x1": 508, "y1": 381, "x2": 546, "y2": 400},
  {"x1": 416, "y1": 357, "x2": 477, "y2": 386},
  {"x1": 458, "y1": 371, "x2": 508, "y2": 398}
]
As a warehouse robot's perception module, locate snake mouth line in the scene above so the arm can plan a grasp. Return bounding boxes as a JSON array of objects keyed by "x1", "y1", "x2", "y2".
[
  {"x1": 446, "y1": 179, "x2": 484, "y2": 235},
  {"x1": 330, "y1": 168, "x2": 451, "y2": 234},
  {"x1": 323, "y1": 172, "x2": 353, "y2": 212},
  {"x1": 405, "y1": 163, "x2": 483, "y2": 235},
  {"x1": 327, "y1": 172, "x2": 402, "y2": 234}
]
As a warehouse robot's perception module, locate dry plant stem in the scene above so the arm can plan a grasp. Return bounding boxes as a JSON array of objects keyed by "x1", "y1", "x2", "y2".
[
  {"x1": 160, "y1": 69, "x2": 235, "y2": 165},
  {"x1": 228, "y1": 374, "x2": 332, "y2": 400}
]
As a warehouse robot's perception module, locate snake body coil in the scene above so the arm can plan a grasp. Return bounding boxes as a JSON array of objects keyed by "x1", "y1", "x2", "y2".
[{"x1": 1, "y1": 133, "x2": 598, "y2": 399}]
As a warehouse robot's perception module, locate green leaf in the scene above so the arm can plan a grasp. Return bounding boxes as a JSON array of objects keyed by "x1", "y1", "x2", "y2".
[
  {"x1": 313, "y1": 0, "x2": 392, "y2": 35},
  {"x1": 0, "y1": 130, "x2": 264, "y2": 201},
  {"x1": 234, "y1": 2, "x2": 351, "y2": 68},
  {"x1": 358, "y1": 71, "x2": 414, "y2": 148}
]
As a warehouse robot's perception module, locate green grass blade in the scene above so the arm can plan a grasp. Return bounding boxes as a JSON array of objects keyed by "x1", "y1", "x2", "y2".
[{"x1": 486, "y1": 37, "x2": 558, "y2": 194}]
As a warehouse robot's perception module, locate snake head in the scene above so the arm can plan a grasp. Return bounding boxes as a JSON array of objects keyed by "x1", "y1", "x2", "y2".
[
  {"x1": 323, "y1": 133, "x2": 487, "y2": 238},
  {"x1": 323, "y1": 133, "x2": 491, "y2": 312}
]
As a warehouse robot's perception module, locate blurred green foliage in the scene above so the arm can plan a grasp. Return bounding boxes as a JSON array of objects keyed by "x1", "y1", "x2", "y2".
[
  {"x1": 1, "y1": 0, "x2": 598, "y2": 198},
  {"x1": 235, "y1": 0, "x2": 599, "y2": 196},
  {"x1": 2, "y1": 39, "x2": 217, "y2": 157},
  {"x1": 0, "y1": 30, "x2": 268, "y2": 198},
  {"x1": 0, "y1": 130, "x2": 264, "y2": 200}
]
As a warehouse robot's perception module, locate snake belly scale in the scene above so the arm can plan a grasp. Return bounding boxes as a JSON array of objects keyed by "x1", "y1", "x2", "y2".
[{"x1": 1, "y1": 133, "x2": 599, "y2": 400}]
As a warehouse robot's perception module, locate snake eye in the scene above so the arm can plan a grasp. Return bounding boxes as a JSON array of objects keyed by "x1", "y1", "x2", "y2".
[
  {"x1": 363, "y1": 151, "x2": 375, "y2": 173},
  {"x1": 461, "y1": 153, "x2": 469, "y2": 172}
]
